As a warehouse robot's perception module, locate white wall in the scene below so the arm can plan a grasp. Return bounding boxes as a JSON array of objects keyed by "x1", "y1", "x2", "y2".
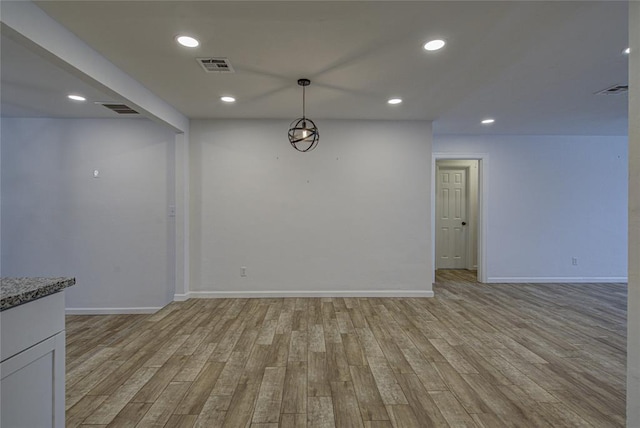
[
  {"x1": 1, "y1": 118, "x2": 176, "y2": 312},
  {"x1": 190, "y1": 119, "x2": 433, "y2": 296},
  {"x1": 434, "y1": 134, "x2": 628, "y2": 282}
]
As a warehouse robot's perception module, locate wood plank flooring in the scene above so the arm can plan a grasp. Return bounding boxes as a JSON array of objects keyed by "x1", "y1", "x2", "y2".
[{"x1": 65, "y1": 270, "x2": 627, "y2": 427}]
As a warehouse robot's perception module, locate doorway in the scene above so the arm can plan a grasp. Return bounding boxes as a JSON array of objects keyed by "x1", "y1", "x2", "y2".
[
  {"x1": 431, "y1": 154, "x2": 488, "y2": 283},
  {"x1": 436, "y1": 161, "x2": 475, "y2": 270}
]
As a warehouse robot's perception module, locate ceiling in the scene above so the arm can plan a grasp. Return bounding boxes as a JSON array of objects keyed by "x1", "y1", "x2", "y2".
[
  {"x1": 1, "y1": 1, "x2": 630, "y2": 135},
  {"x1": 0, "y1": 34, "x2": 129, "y2": 118}
]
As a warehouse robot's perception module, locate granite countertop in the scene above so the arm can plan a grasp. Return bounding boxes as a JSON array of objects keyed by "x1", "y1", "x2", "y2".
[{"x1": 0, "y1": 277, "x2": 75, "y2": 311}]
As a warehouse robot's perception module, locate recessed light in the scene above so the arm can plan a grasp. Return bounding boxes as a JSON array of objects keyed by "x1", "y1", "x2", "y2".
[
  {"x1": 67, "y1": 94, "x2": 86, "y2": 102},
  {"x1": 220, "y1": 96, "x2": 236, "y2": 103},
  {"x1": 623, "y1": 47, "x2": 631, "y2": 55},
  {"x1": 387, "y1": 98, "x2": 403, "y2": 105},
  {"x1": 423, "y1": 39, "x2": 446, "y2": 51},
  {"x1": 481, "y1": 118, "x2": 495, "y2": 125},
  {"x1": 176, "y1": 35, "x2": 199, "y2": 48}
]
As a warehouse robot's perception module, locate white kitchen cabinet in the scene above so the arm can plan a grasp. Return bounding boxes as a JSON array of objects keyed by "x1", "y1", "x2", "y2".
[
  {"x1": 1, "y1": 332, "x2": 65, "y2": 428},
  {"x1": 1, "y1": 288, "x2": 69, "y2": 428}
]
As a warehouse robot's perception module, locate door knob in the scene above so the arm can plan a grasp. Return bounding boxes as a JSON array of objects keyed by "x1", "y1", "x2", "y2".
[{"x1": 461, "y1": 222, "x2": 467, "y2": 226}]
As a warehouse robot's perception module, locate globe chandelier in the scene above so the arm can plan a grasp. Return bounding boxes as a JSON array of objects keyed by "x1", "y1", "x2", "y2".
[{"x1": 288, "y1": 78, "x2": 319, "y2": 152}]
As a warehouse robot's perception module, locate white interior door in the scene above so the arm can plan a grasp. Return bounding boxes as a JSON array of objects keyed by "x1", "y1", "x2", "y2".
[{"x1": 436, "y1": 167, "x2": 467, "y2": 269}]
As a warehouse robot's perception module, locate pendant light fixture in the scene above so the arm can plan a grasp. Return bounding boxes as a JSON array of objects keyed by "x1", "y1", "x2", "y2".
[{"x1": 288, "y1": 78, "x2": 319, "y2": 152}]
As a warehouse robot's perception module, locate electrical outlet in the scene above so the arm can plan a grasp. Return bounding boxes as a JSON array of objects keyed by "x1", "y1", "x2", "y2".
[
  {"x1": 572, "y1": 257, "x2": 578, "y2": 266},
  {"x1": 241, "y1": 266, "x2": 247, "y2": 277}
]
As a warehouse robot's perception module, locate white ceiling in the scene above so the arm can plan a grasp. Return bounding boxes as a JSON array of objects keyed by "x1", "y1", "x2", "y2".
[
  {"x1": 2, "y1": 1, "x2": 630, "y2": 135},
  {"x1": 0, "y1": 34, "x2": 134, "y2": 118}
]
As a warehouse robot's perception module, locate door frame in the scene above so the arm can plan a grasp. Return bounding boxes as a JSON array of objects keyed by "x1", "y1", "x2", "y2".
[{"x1": 431, "y1": 153, "x2": 489, "y2": 284}]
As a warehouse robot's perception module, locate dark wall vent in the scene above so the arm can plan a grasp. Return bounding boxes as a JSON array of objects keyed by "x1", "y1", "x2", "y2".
[
  {"x1": 595, "y1": 84, "x2": 628, "y2": 95},
  {"x1": 101, "y1": 103, "x2": 139, "y2": 114}
]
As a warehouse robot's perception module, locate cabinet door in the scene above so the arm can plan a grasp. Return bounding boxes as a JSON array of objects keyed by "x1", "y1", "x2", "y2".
[{"x1": 1, "y1": 331, "x2": 65, "y2": 428}]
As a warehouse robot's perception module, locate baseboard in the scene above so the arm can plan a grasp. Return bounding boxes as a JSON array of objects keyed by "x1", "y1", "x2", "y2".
[
  {"x1": 487, "y1": 277, "x2": 628, "y2": 284},
  {"x1": 173, "y1": 293, "x2": 189, "y2": 302},
  {"x1": 66, "y1": 307, "x2": 162, "y2": 315},
  {"x1": 179, "y1": 290, "x2": 434, "y2": 299}
]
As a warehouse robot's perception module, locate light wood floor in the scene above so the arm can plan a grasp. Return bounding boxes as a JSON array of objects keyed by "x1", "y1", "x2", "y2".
[{"x1": 65, "y1": 270, "x2": 627, "y2": 427}]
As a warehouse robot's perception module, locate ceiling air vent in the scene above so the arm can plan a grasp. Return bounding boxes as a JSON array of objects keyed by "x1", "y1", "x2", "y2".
[
  {"x1": 595, "y1": 84, "x2": 628, "y2": 95},
  {"x1": 197, "y1": 57, "x2": 235, "y2": 73},
  {"x1": 101, "y1": 103, "x2": 139, "y2": 114}
]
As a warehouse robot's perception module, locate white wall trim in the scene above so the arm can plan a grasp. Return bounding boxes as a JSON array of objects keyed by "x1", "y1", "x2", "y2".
[
  {"x1": 432, "y1": 152, "x2": 489, "y2": 284},
  {"x1": 173, "y1": 131, "x2": 190, "y2": 300},
  {"x1": 179, "y1": 290, "x2": 434, "y2": 299},
  {"x1": 487, "y1": 277, "x2": 628, "y2": 284},
  {"x1": 66, "y1": 307, "x2": 162, "y2": 315},
  {"x1": 173, "y1": 293, "x2": 190, "y2": 302},
  {"x1": 628, "y1": 3, "x2": 640, "y2": 425}
]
